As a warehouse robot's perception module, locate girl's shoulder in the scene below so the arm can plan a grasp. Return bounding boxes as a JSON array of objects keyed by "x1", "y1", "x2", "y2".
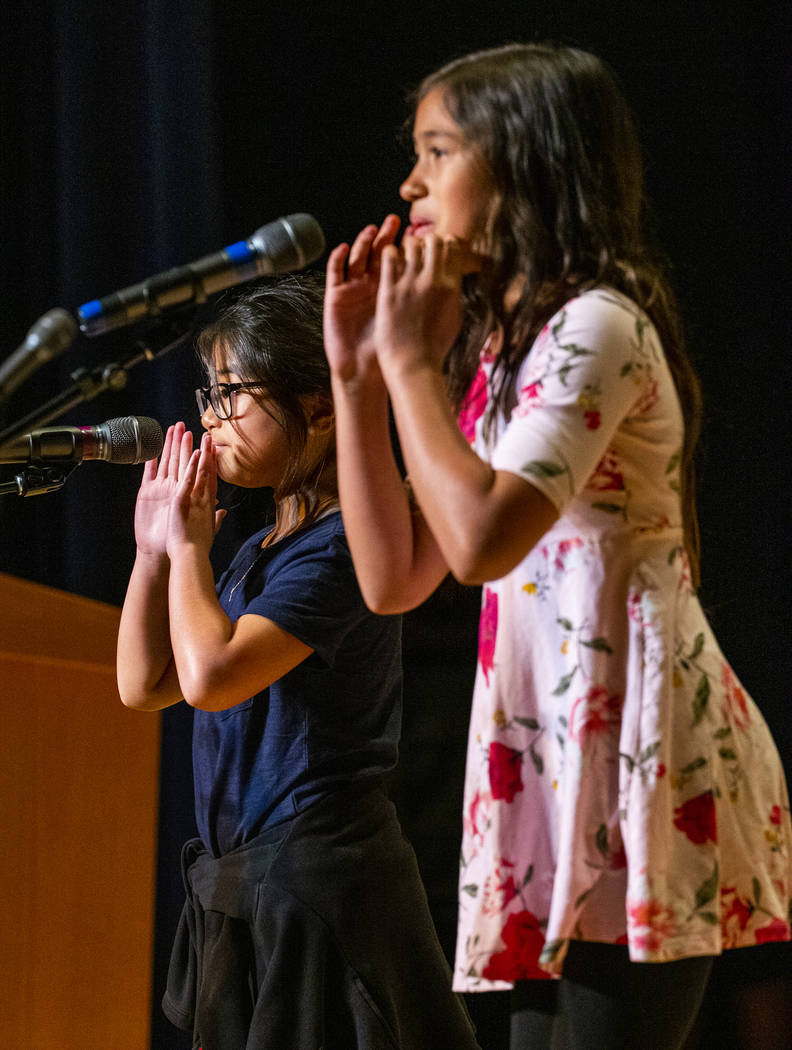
[
  {"x1": 262, "y1": 507, "x2": 345, "y2": 557},
  {"x1": 547, "y1": 285, "x2": 651, "y2": 337},
  {"x1": 529, "y1": 286, "x2": 660, "y2": 365}
]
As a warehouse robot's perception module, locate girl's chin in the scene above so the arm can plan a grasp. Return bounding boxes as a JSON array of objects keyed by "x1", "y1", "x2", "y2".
[{"x1": 217, "y1": 465, "x2": 270, "y2": 489}]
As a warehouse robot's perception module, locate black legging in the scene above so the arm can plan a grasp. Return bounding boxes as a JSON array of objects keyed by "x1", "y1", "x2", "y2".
[{"x1": 510, "y1": 940, "x2": 713, "y2": 1050}]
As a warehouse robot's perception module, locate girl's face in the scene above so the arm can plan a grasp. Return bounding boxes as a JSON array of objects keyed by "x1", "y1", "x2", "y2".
[
  {"x1": 401, "y1": 86, "x2": 497, "y2": 250},
  {"x1": 200, "y1": 353, "x2": 292, "y2": 490}
]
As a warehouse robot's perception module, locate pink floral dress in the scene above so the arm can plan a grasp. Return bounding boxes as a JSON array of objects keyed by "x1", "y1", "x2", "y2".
[{"x1": 453, "y1": 288, "x2": 792, "y2": 991}]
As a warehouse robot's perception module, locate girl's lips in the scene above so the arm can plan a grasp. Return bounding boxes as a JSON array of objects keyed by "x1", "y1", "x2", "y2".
[{"x1": 405, "y1": 220, "x2": 434, "y2": 237}]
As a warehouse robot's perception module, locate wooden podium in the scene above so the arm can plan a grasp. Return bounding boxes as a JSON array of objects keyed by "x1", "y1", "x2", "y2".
[{"x1": 0, "y1": 574, "x2": 161, "y2": 1049}]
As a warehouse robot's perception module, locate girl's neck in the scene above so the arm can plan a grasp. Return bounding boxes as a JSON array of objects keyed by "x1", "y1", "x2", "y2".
[{"x1": 265, "y1": 474, "x2": 339, "y2": 547}]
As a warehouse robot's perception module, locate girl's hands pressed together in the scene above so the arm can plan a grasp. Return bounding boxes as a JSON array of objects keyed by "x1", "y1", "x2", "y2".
[
  {"x1": 166, "y1": 430, "x2": 226, "y2": 558},
  {"x1": 324, "y1": 214, "x2": 401, "y2": 385},
  {"x1": 134, "y1": 421, "x2": 189, "y2": 559},
  {"x1": 375, "y1": 232, "x2": 480, "y2": 379}
]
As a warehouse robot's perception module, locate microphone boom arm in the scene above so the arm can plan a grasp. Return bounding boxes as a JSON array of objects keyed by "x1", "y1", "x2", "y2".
[
  {"x1": 0, "y1": 463, "x2": 78, "y2": 499},
  {"x1": 0, "y1": 315, "x2": 194, "y2": 447}
]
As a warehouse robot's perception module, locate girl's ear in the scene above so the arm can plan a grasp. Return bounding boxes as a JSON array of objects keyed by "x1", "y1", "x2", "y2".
[{"x1": 305, "y1": 393, "x2": 335, "y2": 436}]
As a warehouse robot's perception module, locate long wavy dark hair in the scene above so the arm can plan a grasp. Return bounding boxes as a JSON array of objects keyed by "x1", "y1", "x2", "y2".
[
  {"x1": 415, "y1": 43, "x2": 702, "y2": 583},
  {"x1": 196, "y1": 273, "x2": 335, "y2": 527}
]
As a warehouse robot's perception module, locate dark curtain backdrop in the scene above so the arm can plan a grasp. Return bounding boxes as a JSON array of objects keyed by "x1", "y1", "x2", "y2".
[{"x1": 1, "y1": 3, "x2": 789, "y2": 1048}]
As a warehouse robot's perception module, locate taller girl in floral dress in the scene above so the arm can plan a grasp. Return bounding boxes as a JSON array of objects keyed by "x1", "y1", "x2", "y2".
[{"x1": 324, "y1": 42, "x2": 792, "y2": 1050}]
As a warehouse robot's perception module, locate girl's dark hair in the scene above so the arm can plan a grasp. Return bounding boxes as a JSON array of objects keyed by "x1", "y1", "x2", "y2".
[
  {"x1": 196, "y1": 273, "x2": 334, "y2": 519},
  {"x1": 416, "y1": 43, "x2": 702, "y2": 583}
]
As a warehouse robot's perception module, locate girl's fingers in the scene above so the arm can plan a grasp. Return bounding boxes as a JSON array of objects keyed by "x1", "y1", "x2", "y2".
[
  {"x1": 326, "y1": 218, "x2": 403, "y2": 289},
  {"x1": 167, "y1": 421, "x2": 186, "y2": 479},
  {"x1": 442, "y1": 237, "x2": 483, "y2": 276},
  {"x1": 326, "y1": 242, "x2": 350, "y2": 289},
  {"x1": 177, "y1": 429, "x2": 194, "y2": 479},
  {"x1": 207, "y1": 438, "x2": 219, "y2": 503},
  {"x1": 346, "y1": 225, "x2": 378, "y2": 279},
  {"x1": 156, "y1": 424, "x2": 173, "y2": 478},
  {"x1": 402, "y1": 234, "x2": 424, "y2": 274},
  {"x1": 196, "y1": 434, "x2": 217, "y2": 500},
  {"x1": 160, "y1": 421, "x2": 180, "y2": 479},
  {"x1": 178, "y1": 448, "x2": 201, "y2": 494},
  {"x1": 379, "y1": 244, "x2": 402, "y2": 287},
  {"x1": 370, "y1": 215, "x2": 402, "y2": 269},
  {"x1": 423, "y1": 234, "x2": 442, "y2": 278}
]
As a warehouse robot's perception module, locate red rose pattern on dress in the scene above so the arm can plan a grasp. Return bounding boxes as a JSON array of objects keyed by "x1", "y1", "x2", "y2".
[
  {"x1": 459, "y1": 365, "x2": 488, "y2": 444},
  {"x1": 488, "y1": 742, "x2": 524, "y2": 803},
  {"x1": 478, "y1": 587, "x2": 498, "y2": 686},
  {"x1": 673, "y1": 791, "x2": 718, "y2": 845},
  {"x1": 482, "y1": 909, "x2": 551, "y2": 982}
]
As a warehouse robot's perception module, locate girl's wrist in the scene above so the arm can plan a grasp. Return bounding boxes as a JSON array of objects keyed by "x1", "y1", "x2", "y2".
[
  {"x1": 167, "y1": 536, "x2": 211, "y2": 562},
  {"x1": 379, "y1": 350, "x2": 441, "y2": 388},
  {"x1": 134, "y1": 548, "x2": 170, "y2": 574},
  {"x1": 331, "y1": 361, "x2": 388, "y2": 403}
]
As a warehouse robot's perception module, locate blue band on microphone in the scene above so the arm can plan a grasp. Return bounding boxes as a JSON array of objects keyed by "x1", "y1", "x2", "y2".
[
  {"x1": 225, "y1": 240, "x2": 255, "y2": 266},
  {"x1": 78, "y1": 300, "x2": 102, "y2": 321}
]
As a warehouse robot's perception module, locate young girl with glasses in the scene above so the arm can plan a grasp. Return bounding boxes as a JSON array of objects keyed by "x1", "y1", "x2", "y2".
[
  {"x1": 324, "y1": 43, "x2": 792, "y2": 1049},
  {"x1": 116, "y1": 275, "x2": 480, "y2": 1050}
]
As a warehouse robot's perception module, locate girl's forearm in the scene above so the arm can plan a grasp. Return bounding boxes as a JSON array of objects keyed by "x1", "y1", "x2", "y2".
[
  {"x1": 387, "y1": 365, "x2": 491, "y2": 569},
  {"x1": 332, "y1": 370, "x2": 447, "y2": 613},
  {"x1": 385, "y1": 362, "x2": 556, "y2": 584},
  {"x1": 167, "y1": 542, "x2": 234, "y2": 704},
  {"x1": 117, "y1": 551, "x2": 182, "y2": 710}
]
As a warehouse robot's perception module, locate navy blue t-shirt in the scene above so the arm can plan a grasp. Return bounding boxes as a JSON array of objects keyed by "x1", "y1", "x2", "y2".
[{"x1": 192, "y1": 511, "x2": 403, "y2": 857}]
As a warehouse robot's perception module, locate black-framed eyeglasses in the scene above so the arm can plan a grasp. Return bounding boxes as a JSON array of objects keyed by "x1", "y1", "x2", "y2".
[{"x1": 195, "y1": 382, "x2": 266, "y2": 420}]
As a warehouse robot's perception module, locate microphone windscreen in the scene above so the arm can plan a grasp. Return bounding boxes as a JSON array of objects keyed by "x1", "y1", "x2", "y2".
[
  {"x1": 27, "y1": 308, "x2": 79, "y2": 357},
  {"x1": 252, "y1": 213, "x2": 326, "y2": 273},
  {"x1": 103, "y1": 416, "x2": 164, "y2": 464}
]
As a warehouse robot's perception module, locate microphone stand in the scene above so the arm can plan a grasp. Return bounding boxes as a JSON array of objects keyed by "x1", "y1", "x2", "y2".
[
  {"x1": 0, "y1": 313, "x2": 195, "y2": 499},
  {"x1": 0, "y1": 464, "x2": 79, "y2": 498}
]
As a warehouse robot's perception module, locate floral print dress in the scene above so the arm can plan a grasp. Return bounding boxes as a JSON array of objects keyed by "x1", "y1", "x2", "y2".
[{"x1": 453, "y1": 288, "x2": 791, "y2": 991}]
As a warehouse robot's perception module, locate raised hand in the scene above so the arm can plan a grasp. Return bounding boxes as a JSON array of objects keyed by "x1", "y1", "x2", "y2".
[
  {"x1": 374, "y1": 233, "x2": 480, "y2": 380},
  {"x1": 324, "y1": 215, "x2": 401, "y2": 384},
  {"x1": 166, "y1": 431, "x2": 225, "y2": 557},
  {"x1": 133, "y1": 421, "x2": 190, "y2": 558}
]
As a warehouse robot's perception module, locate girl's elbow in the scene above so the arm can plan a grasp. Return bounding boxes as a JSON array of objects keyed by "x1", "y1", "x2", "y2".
[
  {"x1": 446, "y1": 537, "x2": 496, "y2": 587},
  {"x1": 448, "y1": 516, "x2": 554, "y2": 585},
  {"x1": 179, "y1": 662, "x2": 239, "y2": 711},
  {"x1": 449, "y1": 547, "x2": 520, "y2": 587},
  {"x1": 117, "y1": 658, "x2": 182, "y2": 710},
  {"x1": 180, "y1": 671, "x2": 218, "y2": 710},
  {"x1": 359, "y1": 575, "x2": 430, "y2": 616},
  {"x1": 119, "y1": 688, "x2": 144, "y2": 710},
  {"x1": 119, "y1": 685, "x2": 169, "y2": 712},
  {"x1": 360, "y1": 586, "x2": 410, "y2": 617}
]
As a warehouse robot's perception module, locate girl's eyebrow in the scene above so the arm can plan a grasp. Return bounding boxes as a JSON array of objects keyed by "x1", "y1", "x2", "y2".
[{"x1": 413, "y1": 128, "x2": 462, "y2": 145}]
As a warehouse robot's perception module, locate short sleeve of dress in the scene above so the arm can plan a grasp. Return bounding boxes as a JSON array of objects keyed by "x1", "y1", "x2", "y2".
[{"x1": 491, "y1": 289, "x2": 659, "y2": 514}]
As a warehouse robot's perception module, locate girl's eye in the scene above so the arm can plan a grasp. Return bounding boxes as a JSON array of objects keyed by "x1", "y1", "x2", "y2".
[{"x1": 410, "y1": 147, "x2": 448, "y2": 165}]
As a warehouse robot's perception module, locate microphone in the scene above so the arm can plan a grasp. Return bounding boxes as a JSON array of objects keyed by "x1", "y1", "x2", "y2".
[
  {"x1": 0, "y1": 308, "x2": 79, "y2": 404},
  {"x1": 77, "y1": 213, "x2": 326, "y2": 336},
  {"x1": 0, "y1": 415, "x2": 164, "y2": 465}
]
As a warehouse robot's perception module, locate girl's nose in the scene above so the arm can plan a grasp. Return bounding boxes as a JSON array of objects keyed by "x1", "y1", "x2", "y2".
[
  {"x1": 400, "y1": 162, "x2": 426, "y2": 202},
  {"x1": 201, "y1": 403, "x2": 220, "y2": 430}
]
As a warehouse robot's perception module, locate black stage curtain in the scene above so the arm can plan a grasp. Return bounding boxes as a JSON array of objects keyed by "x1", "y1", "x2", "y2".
[{"x1": 1, "y1": 3, "x2": 789, "y2": 1047}]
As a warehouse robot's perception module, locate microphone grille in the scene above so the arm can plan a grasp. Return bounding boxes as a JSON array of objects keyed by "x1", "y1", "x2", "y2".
[
  {"x1": 103, "y1": 416, "x2": 164, "y2": 464},
  {"x1": 251, "y1": 213, "x2": 326, "y2": 274}
]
